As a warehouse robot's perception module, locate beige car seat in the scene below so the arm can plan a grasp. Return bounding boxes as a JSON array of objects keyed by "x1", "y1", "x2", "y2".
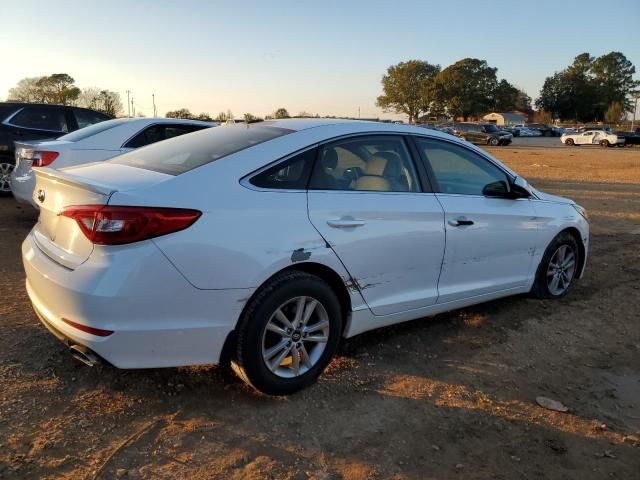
[{"x1": 354, "y1": 152, "x2": 408, "y2": 191}]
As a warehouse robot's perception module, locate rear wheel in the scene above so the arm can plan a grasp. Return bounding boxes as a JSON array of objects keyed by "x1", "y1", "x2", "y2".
[
  {"x1": 565, "y1": 138, "x2": 574, "y2": 146},
  {"x1": 488, "y1": 137, "x2": 500, "y2": 146},
  {"x1": 531, "y1": 232, "x2": 579, "y2": 299},
  {"x1": 232, "y1": 271, "x2": 342, "y2": 395},
  {"x1": 0, "y1": 160, "x2": 14, "y2": 197},
  {"x1": 600, "y1": 140, "x2": 610, "y2": 147}
]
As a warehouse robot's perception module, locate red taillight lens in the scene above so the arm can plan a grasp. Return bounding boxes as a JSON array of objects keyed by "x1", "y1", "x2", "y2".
[
  {"x1": 60, "y1": 205, "x2": 201, "y2": 245},
  {"x1": 62, "y1": 318, "x2": 114, "y2": 337},
  {"x1": 32, "y1": 151, "x2": 59, "y2": 167}
]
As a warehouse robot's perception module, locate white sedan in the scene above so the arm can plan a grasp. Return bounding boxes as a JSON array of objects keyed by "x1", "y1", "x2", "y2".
[
  {"x1": 561, "y1": 129, "x2": 625, "y2": 147},
  {"x1": 22, "y1": 119, "x2": 589, "y2": 395},
  {"x1": 10, "y1": 117, "x2": 215, "y2": 208}
]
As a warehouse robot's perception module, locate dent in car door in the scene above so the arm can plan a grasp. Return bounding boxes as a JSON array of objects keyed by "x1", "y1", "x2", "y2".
[
  {"x1": 415, "y1": 137, "x2": 538, "y2": 303},
  {"x1": 306, "y1": 135, "x2": 446, "y2": 316}
]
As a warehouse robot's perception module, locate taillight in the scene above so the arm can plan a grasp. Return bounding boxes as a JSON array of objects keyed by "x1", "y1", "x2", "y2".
[
  {"x1": 31, "y1": 150, "x2": 59, "y2": 167},
  {"x1": 60, "y1": 205, "x2": 201, "y2": 245}
]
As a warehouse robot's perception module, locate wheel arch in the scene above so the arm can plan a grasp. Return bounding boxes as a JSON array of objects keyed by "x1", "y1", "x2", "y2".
[
  {"x1": 561, "y1": 226, "x2": 587, "y2": 278},
  {"x1": 219, "y1": 261, "x2": 354, "y2": 364}
]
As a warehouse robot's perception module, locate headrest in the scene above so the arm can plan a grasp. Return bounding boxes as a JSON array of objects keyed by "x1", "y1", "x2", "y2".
[
  {"x1": 365, "y1": 151, "x2": 402, "y2": 177},
  {"x1": 321, "y1": 148, "x2": 338, "y2": 169}
]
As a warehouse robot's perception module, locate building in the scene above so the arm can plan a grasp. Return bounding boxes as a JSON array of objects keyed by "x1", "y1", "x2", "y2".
[{"x1": 482, "y1": 112, "x2": 526, "y2": 126}]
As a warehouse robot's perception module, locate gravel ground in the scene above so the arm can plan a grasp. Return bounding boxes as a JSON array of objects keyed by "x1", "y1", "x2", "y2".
[{"x1": 0, "y1": 146, "x2": 639, "y2": 479}]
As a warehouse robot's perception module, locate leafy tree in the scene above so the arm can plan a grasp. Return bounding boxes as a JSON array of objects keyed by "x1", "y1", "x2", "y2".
[
  {"x1": 604, "y1": 101, "x2": 624, "y2": 124},
  {"x1": 376, "y1": 60, "x2": 440, "y2": 124},
  {"x1": 8, "y1": 73, "x2": 80, "y2": 105},
  {"x1": 274, "y1": 108, "x2": 290, "y2": 119},
  {"x1": 243, "y1": 113, "x2": 257, "y2": 122},
  {"x1": 195, "y1": 112, "x2": 213, "y2": 121},
  {"x1": 433, "y1": 58, "x2": 497, "y2": 120},
  {"x1": 591, "y1": 52, "x2": 639, "y2": 111},
  {"x1": 165, "y1": 108, "x2": 194, "y2": 119},
  {"x1": 533, "y1": 108, "x2": 552, "y2": 124},
  {"x1": 493, "y1": 80, "x2": 519, "y2": 112},
  {"x1": 297, "y1": 111, "x2": 314, "y2": 118}
]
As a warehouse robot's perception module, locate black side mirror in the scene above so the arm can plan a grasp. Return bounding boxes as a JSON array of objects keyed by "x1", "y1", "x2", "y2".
[{"x1": 482, "y1": 180, "x2": 510, "y2": 197}]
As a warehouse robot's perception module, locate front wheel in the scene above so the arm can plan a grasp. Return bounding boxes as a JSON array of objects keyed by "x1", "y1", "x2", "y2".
[
  {"x1": 488, "y1": 137, "x2": 500, "y2": 146},
  {"x1": 600, "y1": 140, "x2": 610, "y2": 147},
  {"x1": 232, "y1": 271, "x2": 342, "y2": 395},
  {"x1": 531, "y1": 232, "x2": 579, "y2": 299},
  {"x1": 564, "y1": 138, "x2": 574, "y2": 146},
  {"x1": 0, "y1": 160, "x2": 15, "y2": 197}
]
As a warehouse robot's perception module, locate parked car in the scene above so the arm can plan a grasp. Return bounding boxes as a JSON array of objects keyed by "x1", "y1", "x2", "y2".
[
  {"x1": 0, "y1": 102, "x2": 111, "y2": 195},
  {"x1": 518, "y1": 127, "x2": 543, "y2": 137},
  {"x1": 526, "y1": 123, "x2": 561, "y2": 137},
  {"x1": 500, "y1": 126, "x2": 520, "y2": 137},
  {"x1": 561, "y1": 129, "x2": 625, "y2": 147},
  {"x1": 11, "y1": 118, "x2": 215, "y2": 208},
  {"x1": 23, "y1": 119, "x2": 589, "y2": 395},
  {"x1": 615, "y1": 127, "x2": 640, "y2": 146},
  {"x1": 452, "y1": 122, "x2": 513, "y2": 146}
]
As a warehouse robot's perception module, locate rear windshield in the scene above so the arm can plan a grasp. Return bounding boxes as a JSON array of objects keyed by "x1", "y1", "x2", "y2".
[
  {"x1": 109, "y1": 125, "x2": 293, "y2": 175},
  {"x1": 58, "y1": 119, "x2": 123, "y2": 142}
]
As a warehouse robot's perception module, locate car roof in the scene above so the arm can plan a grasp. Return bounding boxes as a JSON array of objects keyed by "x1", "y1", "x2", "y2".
[{"x1": 100, "y1": 117, "x2": 216, "y2": 127}]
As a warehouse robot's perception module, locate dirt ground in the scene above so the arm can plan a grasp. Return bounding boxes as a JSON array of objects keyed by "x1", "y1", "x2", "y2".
[{"x1": 1, "y1": 145, "x2": 639, "y2": 480}]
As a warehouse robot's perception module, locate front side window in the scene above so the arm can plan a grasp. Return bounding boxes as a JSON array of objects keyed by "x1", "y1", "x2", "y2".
[
  {"x1": 416, "y1": 137, "x2": 509, "y2": 196},
  {"x1": 10, "y1": 106, "x2": 68, "y2": 132},
  {"x1": 110, "y1": 124, "x2": 293, "y2": 175},
  {"x1": 308, "y1": 136, "x2": 419, "y2": 192},
  {"x1": 250, "y1": 148, "x2": 315, "y2": 189}
]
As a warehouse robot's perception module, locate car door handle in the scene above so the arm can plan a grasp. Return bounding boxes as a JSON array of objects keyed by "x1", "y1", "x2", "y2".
[
  {"x1": 448, "y1": 217, "x2": 474, "y2": 227},
  {"x1": 327, "y1": 218, "x2": 366, "y2": 228}
]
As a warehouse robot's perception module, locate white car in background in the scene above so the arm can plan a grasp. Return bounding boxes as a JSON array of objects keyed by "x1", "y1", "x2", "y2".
[
  {"x1": 561, "y1": 129, "x2": 624, "y2": 147},
  {"x1": 22, "y1": 119, "x2": 589, "y2": 395},
  {"x1": 10, "y1": 118, "x2": 215, "y2": 207}
]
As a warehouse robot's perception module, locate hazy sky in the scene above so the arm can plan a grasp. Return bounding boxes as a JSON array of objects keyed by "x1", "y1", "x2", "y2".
[{"x1": 1, "y1": 0, "x2": 639, "y2": 119}]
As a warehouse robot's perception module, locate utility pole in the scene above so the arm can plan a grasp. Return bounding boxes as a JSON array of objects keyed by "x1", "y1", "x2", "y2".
[
  {"x1": 131, "y1": 97, "x2": 135, "y2": 117},
  {"x1": 152, "y1": 93, "x2": 157, "y2": 117},
  {"x1": 126, "y1": 90, "x2": 131, "y2": 117}
]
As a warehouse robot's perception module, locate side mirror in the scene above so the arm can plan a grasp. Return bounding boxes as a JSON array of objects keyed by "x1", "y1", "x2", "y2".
[
  {"x1": 482, "y1": 180, "x2": 510, "y2": 197},
  {"x1": 511, "y1": 176, "x2": 533, "y2": 198}
]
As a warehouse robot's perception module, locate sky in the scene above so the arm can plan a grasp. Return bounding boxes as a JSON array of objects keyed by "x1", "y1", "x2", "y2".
[{"x1": 1, "y1": 0, "x2": 639, "y2": 120}]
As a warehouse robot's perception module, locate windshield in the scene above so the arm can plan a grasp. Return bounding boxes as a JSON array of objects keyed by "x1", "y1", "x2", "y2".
[
  {"x1": 483, "y1": 124, "x2": 500, "y2": 133},
  {"x1": 109, "y1": 124, "x2": 293, "y2": 175},
  {"x1": 58, "y1": 119, "x2": 123, "y2": 142}
]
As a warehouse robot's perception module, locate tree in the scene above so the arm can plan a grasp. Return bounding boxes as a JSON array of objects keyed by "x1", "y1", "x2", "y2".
[
  {"x1": 493, "y1": 79, "x2": 519, "y2": 112},
  {"x1": 433, "y1": 58, "x2": 497, "y2": 120},
  {"x1": 8, "y1": 73, "x2": 80, "y2": 105},
  {"x1": 215, "y1": 111, "x2": 228, "y2": 122},
  {"x1": 376, "y1": 60, "x2": 440, "y2": 124},
  {"x1": 604, "y1": 101, "x2": 625, "y2": 124},
  {"x1": 274, "y1": 108, "x2": 290, "y2": 119},
  {"x1": 165, "y1": 108, "x2": 194, "y2": 119},
  {"x1": 79, "y1": 88, "x2": 123, "y2": 117},
  {"x1": 533, "y1": 108, "x2": 552, "y2": 124},
  {"x1": 195, "y1": 112, "x2": 213, "y2": 121},
  {"x1": 591, "y1": 52, "x2": 639, "y2": 112},
  {"x1": 514, "y1": 89, "x2": 533, "y2": 115},
  {"x1": 297, "y1": 111, "x2": 314, "y2": 118}
]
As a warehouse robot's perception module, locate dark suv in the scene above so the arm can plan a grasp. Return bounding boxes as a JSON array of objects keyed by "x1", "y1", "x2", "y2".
[
  {"x1": 452, "y1": 122, "x2": 513, "y2": 146},
  {"x1": 0, "y1": 103, "x2": 111, "y2": 195}
]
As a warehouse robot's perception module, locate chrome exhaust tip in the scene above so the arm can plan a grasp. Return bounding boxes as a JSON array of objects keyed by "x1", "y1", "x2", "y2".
[{"x1": 69, "y1": 344, "x2": 99, "y2": 367}]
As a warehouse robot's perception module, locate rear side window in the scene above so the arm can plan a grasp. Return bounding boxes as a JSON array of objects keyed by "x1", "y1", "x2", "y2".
[
  {"x1": 10, "y1": 106, "x2": 68, "y2": 132},
  {"x1": 74, "y1": 108, "x2": 109, "y2": 129},
  {"x1": 250, "y1": 148, "x2": 315, "y2": 189},
  {"x1": 58, "y1": 119, "x2": 123, "y2": 142},
  {"x1": 110, "y1": 125, "x2": 293, "y2": 175},
  {"x1": 124, "y1": 124, "x2": 209, "y2": 148}
]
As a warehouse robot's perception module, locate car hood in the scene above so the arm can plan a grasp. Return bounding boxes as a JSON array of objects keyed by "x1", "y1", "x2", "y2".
[{"x1": 532, "y1": 188, "x2": 574, "y2": 204}]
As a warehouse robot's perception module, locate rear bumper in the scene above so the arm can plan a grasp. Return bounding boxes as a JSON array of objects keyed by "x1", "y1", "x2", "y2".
[{"x1": 22, "y1": 231, "x2": 252, "y2": 368}]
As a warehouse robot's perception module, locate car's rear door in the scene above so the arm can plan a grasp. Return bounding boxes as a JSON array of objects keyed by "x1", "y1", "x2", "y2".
[
  {"x1": 307, "y1": 134, "x2": 446, "y2": 316},
  {"x1": 413, "y1": 136, "x2": 538, "y2": 303}
]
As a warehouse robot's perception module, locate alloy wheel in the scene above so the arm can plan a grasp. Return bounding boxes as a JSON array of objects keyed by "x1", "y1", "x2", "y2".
[
  {"x1": 0, "y1": 163, "x2": 14, "y2": 192},
  {"x1": 261, "y1": 296, "x2": 330, "y2": 378},
  {"x1": 546, "y1": 245, "x2": 577, "y2": 295}
]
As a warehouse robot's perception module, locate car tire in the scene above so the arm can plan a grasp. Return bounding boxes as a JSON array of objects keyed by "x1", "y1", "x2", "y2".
[
  {"x1": 0, "y1": 158, "x2": 15, "y2": 197},
  {"x1": 531, "y1": 232, "x2": 579, "y2": 300},
  {"x1": 565, "y1": 138, "x2": 574, "y2": 146},
  {"x1": 488, "y1": 137, "x2": 500, "y2": 146},
  {"x1": 600, "y1": 140, "x2": 610, "y2": 147},
  {"x1": 232, "y1": 270, "x2": 342, "y2": 395}
]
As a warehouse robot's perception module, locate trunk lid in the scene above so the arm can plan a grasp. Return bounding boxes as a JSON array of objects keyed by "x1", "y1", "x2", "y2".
[{"x1": 31, "y1": 164, "x2": 172, "y2": 269}]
